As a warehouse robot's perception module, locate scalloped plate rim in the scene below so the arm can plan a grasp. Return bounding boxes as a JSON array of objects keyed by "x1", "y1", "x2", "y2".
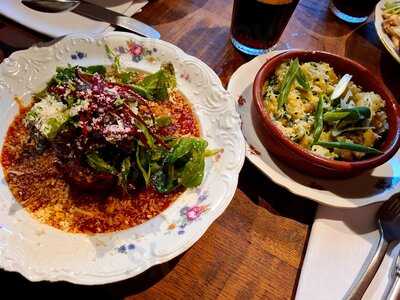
[
  {"x1": 0, "y1": 31, "x2": 245, "y2": 284},
  {"x1": 375, "y1": 0, "x2": 400, "y2": 64},
  {"x1": 228, "y1": 51, "x2": 400, "y2": 208}
]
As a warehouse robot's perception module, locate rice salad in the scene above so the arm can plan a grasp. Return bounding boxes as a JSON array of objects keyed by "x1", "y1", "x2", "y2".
[{"x1": 262, "y1": 59, "x2": 388, "y2": 161}]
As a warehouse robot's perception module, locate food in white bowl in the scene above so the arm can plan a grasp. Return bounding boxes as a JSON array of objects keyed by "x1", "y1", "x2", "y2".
[
  {"x1": 382, "y1": 0, "x2": 400, "y2": 52},
  {"x1": 0, "y1": 32, "x2": 245, "y2": 284},
  {"x1": 1, "y1": 47, "x2": 218, "y2": 234}
]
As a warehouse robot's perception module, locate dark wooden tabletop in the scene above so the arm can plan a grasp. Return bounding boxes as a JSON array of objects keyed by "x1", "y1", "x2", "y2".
[{"x1": 0, "y1": 0, "x2": 399, "y2": 299}]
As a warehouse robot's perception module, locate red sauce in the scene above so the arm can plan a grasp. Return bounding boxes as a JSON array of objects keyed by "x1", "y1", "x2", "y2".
[{"x1": 1, "y1": 91, "x2": 200, "y2": 234}]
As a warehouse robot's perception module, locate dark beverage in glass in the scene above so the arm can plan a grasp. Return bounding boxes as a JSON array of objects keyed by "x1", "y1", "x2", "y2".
[
  {"x1": 230, "y1": 0, "x2": 299, "y2": 56},
  {"x1": 330, "y1": 0, "x2": 379, "y2": 24}
]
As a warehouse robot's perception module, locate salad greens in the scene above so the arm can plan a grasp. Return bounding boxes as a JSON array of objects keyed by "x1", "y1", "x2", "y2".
[
  {"x1": 24, "y1": 45, "x2": 214, "y2": 194},
  {"x1": 106, "y1": 43, "x2": 176, "y2": 101}
]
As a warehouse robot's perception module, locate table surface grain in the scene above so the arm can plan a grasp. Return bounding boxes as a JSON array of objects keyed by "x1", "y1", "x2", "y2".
[{"x1": 0, "y1": 0, "x2": 398, "y2": 299}]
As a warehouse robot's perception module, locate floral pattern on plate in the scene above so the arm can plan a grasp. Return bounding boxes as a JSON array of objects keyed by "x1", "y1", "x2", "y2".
[{"x1": 0, "y1": 32, "x2": 245, "y2": 284}]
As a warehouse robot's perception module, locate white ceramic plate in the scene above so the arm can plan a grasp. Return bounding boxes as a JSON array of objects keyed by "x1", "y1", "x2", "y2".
[
  {"x1": 375, "y1": 0, "x2": 400, "y2": 64},
  {"x1": 0, "y1": 32, "x2": 245, "y2": 284},
  {"x1": 0, "y1": 0, "x2": 148, "y2": 38},
  {"x1": 228, "y1": 52, "x2": 400, "y2": 208}
]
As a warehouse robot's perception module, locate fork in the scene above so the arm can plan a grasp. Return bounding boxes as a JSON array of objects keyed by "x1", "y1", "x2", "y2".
[
  {"x1": 346, "y1": 193, "x2": 400, "y2": 300},
  {"x1": 385, "y1": 249, "x2": 400, "y2": 300}
]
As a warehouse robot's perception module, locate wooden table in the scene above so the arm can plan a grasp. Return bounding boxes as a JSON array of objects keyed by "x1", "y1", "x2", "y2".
[{"x1": 0, "y1": 0, "x2": 398, "y2": 299}]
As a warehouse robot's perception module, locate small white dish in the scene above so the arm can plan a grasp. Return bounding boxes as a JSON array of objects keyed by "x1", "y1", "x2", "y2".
[
  {"x1": 375, "y1": 0, "x2": 400, "y2": 64},
  {"x1": 0, "y1": 0, "x2": 148, "y2": 38},
  {"x1": 228, "y1": 52, "x2": 400, "y2": 208},
  {"x1": 0, "y1": 32, "x2": 245, "y2": 284}
]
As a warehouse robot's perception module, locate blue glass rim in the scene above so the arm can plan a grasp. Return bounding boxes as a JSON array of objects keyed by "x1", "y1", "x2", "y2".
[
  {"x1": 329, "y1": 2, "x2": 369, "y2": 24},
  {"x1": 231, "y1": 37, "x2": 269, "y2": 56}
]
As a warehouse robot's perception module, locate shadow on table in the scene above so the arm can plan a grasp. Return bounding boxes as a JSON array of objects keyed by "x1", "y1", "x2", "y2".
[
  {"x1": 268, "y1": 154, "x2": 400, "y2": 201},
  {"x1": 238, "y1": 160, "x2": 317, "y2": 226},
  {"x1": 380, "y1": 52, "x2": 400, "y2": 100},
  {"x1": 293, "y1": 0, "x2": 356, "y2": 39},
  {"x1": 0, "y1": 254, "x2": 183, "y2": 298},
  {"x1": 345, "y1": 20, "x2": 400, "y2": 99}
]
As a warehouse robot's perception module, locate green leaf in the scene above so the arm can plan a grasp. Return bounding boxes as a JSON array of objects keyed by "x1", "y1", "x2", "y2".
[
  {"x1": 136, "y1": 145, "x2": 151, "y2": 186},
  {"x1": 84, "y1": 65, "x2": 107, "y2": 75},
  {"x1": 205, "y1": 148, "x2": 223, "y2": 157},
  {"x1": 277, "y1": 58, "x2": 300, "y2": 109},
  {"x1": 134, "y1": 120, "x2": 155, "y2": 148},
  {"x1": 179, "y1": 149, "x2": 205, "y2": 188},
  {"x1": 155, "y1": 115, "x2": 172, "y2": 127},
  {"x1": 136, "y1": 63, "x2": 177, "y2": 101},
  {"x1": 131, "y1": 84, "x2": 153, "y2": 99},
  {"x1": 43, "y1": 117, "x2": 68, "y2": 139},
  {"x1": 169, "y1": 138, "x2": 207, "y2": 188},
  {"x1": 150, "y1": 137, "x2": 208, "y2": 193},
  {"x1": 316, "y1": 141, "x2": 382, "y2": 154},
  {"x1": 87, "y1": 152, "x2": 117, "y2": 174},
  {"x1": 118, "y1": 157, "x2": 131, "y2": 190},
  {"x1": 160, "y1": 63, "x2": 177, "y2": 89},
  {"x1": 53, "y1": 65, "x2": 76, "y2": 84},
  {"x1": 151, "y1": 165, "x2": 178, "y2": 193},
  {"x1": 138, "y1": 71, "x2": 168, "y2": 101},
  {"x1": 105, "y1": 44, "x2": 114, "y2": 58},
  {"x1": 120, "y1": 72, "x2": 133, "y2": 84},
  {"x1": 166, "y1": 137, "x2": 208, "y2": 164},
  {"x1": 105, "y1": 44, "x2": 121, "y2": 74}
]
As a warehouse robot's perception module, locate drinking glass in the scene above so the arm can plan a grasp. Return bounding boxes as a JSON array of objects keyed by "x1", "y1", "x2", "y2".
[
  {"x1": 230, "y1": 0, "x2": 299, "y2": 56},
  {"x1": 329, "y1": 0, "x2": 379, "y2": 24}
]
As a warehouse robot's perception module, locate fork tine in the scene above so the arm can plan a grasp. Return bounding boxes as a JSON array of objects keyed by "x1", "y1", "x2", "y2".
[
  {"x1": 386, "y1": 198, "x2": 398, "y2": 211},
  {"x1": 387, "y1": 196, "x2": 400, "y2": 216},
  {"x1": 381, "y1": 194, "x2": 400, "y2": 217},
  {"x1": 382, "y1": 199, "x2": 397, "y2": 213},
  {"x1": 393, "y1": 203, "x2": 400, "y2": 216},
  {"x1": 391, "y1": 197, "x2": 400, "y2": 210}
]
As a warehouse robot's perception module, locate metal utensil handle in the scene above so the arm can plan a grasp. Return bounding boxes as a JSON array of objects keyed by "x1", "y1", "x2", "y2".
[
  {"x1": 346, "y1": 229, "x2": 389, "y2": 300},
  {"x1": 386, "y1": 276, "x2": 400, "y2": 300},
  {"x1": 386, "y1": 247, "x2": 400, "y2": 300}
]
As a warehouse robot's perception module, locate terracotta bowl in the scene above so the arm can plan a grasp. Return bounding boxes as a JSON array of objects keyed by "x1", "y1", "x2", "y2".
[{"x1": 252, "y1": 50, "x2": 400, "y2": 178}]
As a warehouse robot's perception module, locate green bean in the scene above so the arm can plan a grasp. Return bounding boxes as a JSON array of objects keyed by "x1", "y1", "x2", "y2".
[
  {"x1": 277, "y1": 59, "x2": 300, "y2": 109},
  {"x1": 313, "y1": 94, "x2": 324, "y2": 144},
  {"x1": 316, "y1": 141, "x2": 382, "y2": 154},
  {"x1": 296, "y1": 67, "x2": 310, "y2": 91}
]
